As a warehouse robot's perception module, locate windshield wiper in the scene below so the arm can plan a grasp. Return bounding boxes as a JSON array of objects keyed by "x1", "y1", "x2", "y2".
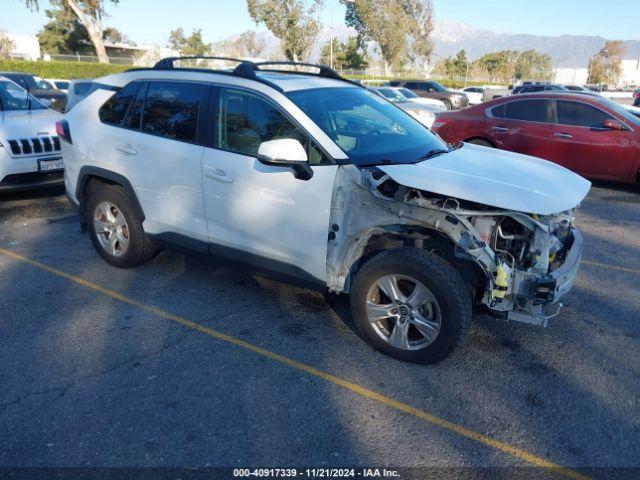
[{"x1": 417, "y1": 148, "x2": 450, "y2": 161}]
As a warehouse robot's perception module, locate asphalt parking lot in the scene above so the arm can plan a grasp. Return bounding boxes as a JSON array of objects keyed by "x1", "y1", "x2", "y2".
[{"x1": 0, "y1": 183, "x2": 638, "y2": 479}]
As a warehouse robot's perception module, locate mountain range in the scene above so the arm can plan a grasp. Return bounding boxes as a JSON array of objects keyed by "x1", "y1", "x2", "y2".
[{"x1": 215, "y1": 20, "x2": 640, "y2": 68}]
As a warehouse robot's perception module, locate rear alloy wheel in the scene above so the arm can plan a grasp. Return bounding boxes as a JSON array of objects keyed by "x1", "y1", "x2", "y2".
[
  {"x1": 351, "y1": 248, "x2": 471, "y2": 364},
  {"x1": 85, "y1": 183, "x2": 157, "y2": 268},
  {"x1": 93, "y1": 201, "x2": 130, "y2": 258}
]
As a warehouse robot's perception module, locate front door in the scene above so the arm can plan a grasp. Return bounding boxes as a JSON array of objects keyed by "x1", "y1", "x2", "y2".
[
  {"x1": 202, "y1": 87, "x2": 338, "y2": 283},
  {"x1": 550, "y1": 99, "x2": 637, "y2": 180}
]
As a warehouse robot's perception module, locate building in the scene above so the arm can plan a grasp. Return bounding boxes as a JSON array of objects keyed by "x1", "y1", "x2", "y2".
[{"x1": 6, "y1": 34, "x2": 41, "y2": 61}]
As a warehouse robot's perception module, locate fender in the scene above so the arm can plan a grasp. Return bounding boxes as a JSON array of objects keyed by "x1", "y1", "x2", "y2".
[{"x1": 76, "y1": 166, "x2": 145, "y2": 225}]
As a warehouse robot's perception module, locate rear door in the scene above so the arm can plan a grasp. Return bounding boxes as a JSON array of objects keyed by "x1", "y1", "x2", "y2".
[
  {"x1": 201, "y1": 87, "x2": 338, "y2": 283},
  {"x1": 486, "y1": 98, "x2": 554, "y2": 158},
  {"x1": 106, "y1": 80, "x2": 209, "y2": 243},
  {"x1": 550, "y1": 99, "x2": 636, "y2": 180}
]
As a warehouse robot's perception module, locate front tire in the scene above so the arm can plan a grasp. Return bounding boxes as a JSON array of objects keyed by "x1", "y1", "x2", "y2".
[
  {"x1": 467, "y1": 138, "x2": 493, "y2": 148},
  {"x1": 442, "y1": 99, "x2": 453, "y2": 110},
  {"x1": 350, "y1": 249, "x2": 471, "y2": 364},
  {"x1": 85, "y1": 182, "x2": 157, "y2": 268}
]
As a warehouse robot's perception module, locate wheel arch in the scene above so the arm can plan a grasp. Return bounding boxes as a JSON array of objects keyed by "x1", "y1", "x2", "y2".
[
  {"x1": 464, "y1": 136, "x2": 496, "y2": 147},
  {"x1": 76, "y1": 166, "x2": 145, "y2": 228},
  {"x1": 341, "y1": 225, "x2": 485, "y2": 298}
]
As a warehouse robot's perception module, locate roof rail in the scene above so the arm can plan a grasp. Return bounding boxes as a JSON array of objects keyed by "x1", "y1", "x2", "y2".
[{"x1": 150, "y1": 56, "x2": 362, "y2": 90}]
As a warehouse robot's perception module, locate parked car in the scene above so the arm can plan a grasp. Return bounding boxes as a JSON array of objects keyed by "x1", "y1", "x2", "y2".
[
  {"x1": 512, "y1": 83, "x2": 568, "y2": 95},
  {"x1": 65, "y1": 79, "x2": 96, "y2": 111},
  {"x1": 626, "y1": 105, "x2": 640, "y2": 119},
  {"x1": 0, "y1": 77, "x2": 64, "y2": 192},
  {"x1": 46, "y1": 78, "x2": 71, "y2": 93},
  {"x1": 461, "y1": 86, "x2": 485, "y2": 105},
  {"x1": 633, "y1": 88, "x2": 640, "y2": 107},
  {"x1": 432, "y1": 92, "x2": 640, "y2": 184},
  {"x1": 371, "y1": 87, "x2": 441, "y2": 128},
  {"x1": 61, "y1": 57, "x2": 589, "y2": 364},
  {"x1": 563, "y1": 85, "x2": 593, "y2": 93},
  {"x1": 482, "y1": 85, "x2": 511, "y2": 102},
  {"x1": 389, "y1": 80, "x2": 469, "y2": 110},
  {"x1": 0, "y1": 72, "x2": 67, "y2": 112},
  {"x1": 395, "y1": 87, "x2": 447, "y2": 110}
]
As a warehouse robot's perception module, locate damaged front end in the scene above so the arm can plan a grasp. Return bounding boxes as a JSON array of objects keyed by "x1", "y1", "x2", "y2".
[{"x1": 327, "y1": 165, "x2": 584, "y2": 327}]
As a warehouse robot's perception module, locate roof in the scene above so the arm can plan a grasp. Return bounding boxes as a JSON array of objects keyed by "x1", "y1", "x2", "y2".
[{"x1": 255, "y1": 72, "x2": 351, "y2": 92}]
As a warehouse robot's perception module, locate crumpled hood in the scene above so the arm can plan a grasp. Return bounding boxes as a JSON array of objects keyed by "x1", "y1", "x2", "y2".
[
  {"x1": 378, "y1": 143, "x2": 591, "y2": 215},
  {"x1": 0, "y1": 109, "x2": 62, "y2": 142}
]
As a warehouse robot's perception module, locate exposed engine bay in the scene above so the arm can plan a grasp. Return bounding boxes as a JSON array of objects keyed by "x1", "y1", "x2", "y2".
[{"x1": 326, "y1": 165, "x2": 584, "y2": 326}]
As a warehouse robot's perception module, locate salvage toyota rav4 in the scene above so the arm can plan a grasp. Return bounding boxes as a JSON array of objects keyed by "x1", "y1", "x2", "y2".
[{"x1": 61, "y1": 58, "x2": 590, "y2": 363}]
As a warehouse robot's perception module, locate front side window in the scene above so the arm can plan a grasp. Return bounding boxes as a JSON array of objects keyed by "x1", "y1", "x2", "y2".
[
  {"x1": 287, "y1": 87, "x2": 447, "y2": 166},
  {"x1": 141, "y1": 82, "x2": 206, "y2": 143},
  {"x1": 556, "y1": 100, "x2": 613, "y2": 128},
  {"x1": 99, "y1": 82, "x2": 140, "y2": 126},
  {"x1": 492, "y1": 100, "x2": 550, "y2": 122},
  {"x1": 0, "y1": 80, "x2": 45, "y2": 111},
  {"x1": 217, "y1": 88, "x2": 299, "y2": 155}
]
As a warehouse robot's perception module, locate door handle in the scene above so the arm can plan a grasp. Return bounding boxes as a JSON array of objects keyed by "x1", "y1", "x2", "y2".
[
  {"x1": 492, "y1": 126, "x2": 509, "y2": 132},
  {"x1": 204, "y1": 167, "x2": 233, "y2": 183},
  {"x1": 554, "y1": 133, "x2": 573, "y2": 139},
  {"x1": 116, "y1": 144, "x2": 137, "y2": 155}
]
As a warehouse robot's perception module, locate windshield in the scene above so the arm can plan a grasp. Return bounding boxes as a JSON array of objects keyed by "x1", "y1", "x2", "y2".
[
  {"x1": 399, "y1": 88, "x2": 418, "y2": 99},
  {"x1": 35, "y1": 77, "x2": 54, "y2": 90},
  {"x1": 0, "y1": 80, "x2": 46, "y2": 111},
  {"x1": 375, "y1": 88, "x2": 408, "y2": 103},
  {"x1": 287, "y1": 87, "x2": 447, "y2": 166},
  {"x1": 429, "y1": 82, "x2": 447, "y2": 92}
]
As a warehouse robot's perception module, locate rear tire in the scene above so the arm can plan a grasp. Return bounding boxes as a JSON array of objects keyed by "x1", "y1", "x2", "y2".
[
  {"x1": 350, "y1": 248, "x2": 471, "y2": 364},
  {"x1": 85, "y1": 182, "x2": 157, "y2": 268},
  {"x1": 467, "y1": 138, "x2": 493, "y2": 148}
]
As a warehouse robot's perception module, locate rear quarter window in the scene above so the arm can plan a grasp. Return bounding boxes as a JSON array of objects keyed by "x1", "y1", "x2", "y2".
[{"x1": 99, "y1": 82, "x2": 140, "y2": 126}]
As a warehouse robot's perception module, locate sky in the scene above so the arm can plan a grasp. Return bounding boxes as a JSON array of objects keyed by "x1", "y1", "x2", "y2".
[{"x1": 2, "y1": 0, "x2": 638, "y2": 45}]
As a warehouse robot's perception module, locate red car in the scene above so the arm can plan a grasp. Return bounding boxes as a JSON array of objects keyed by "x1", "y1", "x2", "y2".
[{"x1": 432, "y1": 92, "x2": 640, "y2": 183}]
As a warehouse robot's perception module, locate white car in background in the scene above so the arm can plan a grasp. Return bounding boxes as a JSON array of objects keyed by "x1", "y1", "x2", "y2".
[
  {"x1": 395, "y1": 87, "x2": 447, "y2": 110},
  {"x1": 46, "y1": 78, "x2": 71, "y2": 93},
  {"x1": 461, "y1": 86, "x2": 485, "y2": 105},
  {"x1": 66, "y1": 79, "x2": 95, "y2": 111},
  {"x1": 0, "y1": 77, "x2": 64, "y2": 191},
  {"x1": 371, "y1": 87, "x2": 442, "y2": 128}
]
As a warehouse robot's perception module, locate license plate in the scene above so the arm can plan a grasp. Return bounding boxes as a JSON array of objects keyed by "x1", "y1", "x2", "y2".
[{"x1": 38, "y1": 158, "x2": 64, "y2": 172}]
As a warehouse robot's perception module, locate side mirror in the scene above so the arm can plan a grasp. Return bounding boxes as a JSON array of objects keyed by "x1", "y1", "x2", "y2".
[
  {"x1": 257, "y1": 138, "x2": 313, "y2": 181},
  {"x1": 603, "y1": 119, "x2": 626, "y2": 131}
]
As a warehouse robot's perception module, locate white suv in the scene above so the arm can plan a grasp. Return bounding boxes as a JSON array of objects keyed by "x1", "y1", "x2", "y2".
[
  {"x1": 62, "y1": 57, "x2": 590, "y2": 363},
  {"x1": 0, "y1": 76, "x2": 64, "y2": 192}
]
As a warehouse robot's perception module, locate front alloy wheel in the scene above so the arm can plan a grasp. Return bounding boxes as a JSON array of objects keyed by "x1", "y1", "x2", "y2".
[{"x1": 365, "y1": 274, "x2": 441, "y2": 350}]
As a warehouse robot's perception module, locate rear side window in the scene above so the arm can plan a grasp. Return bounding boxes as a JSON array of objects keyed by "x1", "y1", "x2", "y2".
[
  {"x1": 556, "y1": 101, "x2": 613, "y2": 128},
  {"x1": 495, "y1": 100, "x2": 550, "y2": 122},
  {"x1": 99, "y1": 82, "x2": 140, "y2": 126},
  {"x1": 141, "y1": 82, "x2": 206, "y2": 143}
]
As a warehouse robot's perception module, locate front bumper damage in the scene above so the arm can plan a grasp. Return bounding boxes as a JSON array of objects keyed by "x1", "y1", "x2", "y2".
[{"x1": 507, "y1": 228, "x2": 583, "y2": 326}]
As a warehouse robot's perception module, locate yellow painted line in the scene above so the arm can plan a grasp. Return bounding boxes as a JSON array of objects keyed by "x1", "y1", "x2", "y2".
[
  {"x1": 582, "y1": 259, "x2": 640, "y2": 275},
  {"x1": 0, "y1": 246, "x2": 589, "y2": 480}
]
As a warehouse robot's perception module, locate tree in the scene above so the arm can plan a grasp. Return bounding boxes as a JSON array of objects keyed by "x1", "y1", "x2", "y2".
[
  {"x1": 168, "y1": 28, "x2": 212, "y2": 56},
  {"x1": 342, "y1": 0, "x2": 434, "y2": 73},
  {"x1": 588, "y1": 40, "x2": 626, "y2": 86},
  {"x1": 514, "y1": 50, "x2": 553, "y2": 81},
  {"x1": 247, "y1": 0, "x2": 323, "y2": 62},
  {"x1": 0, "y1": 30, "x2": 17, "y2": 57},
  {"x1": 23, "y1": 0, "x2": 118, "y2": 63},
  {"x1": 38, "y1": 8, "x2": 131, "y2": 55},
  {"x1": 320, "y1": 36, "x2": 368, "y2": 70}
]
